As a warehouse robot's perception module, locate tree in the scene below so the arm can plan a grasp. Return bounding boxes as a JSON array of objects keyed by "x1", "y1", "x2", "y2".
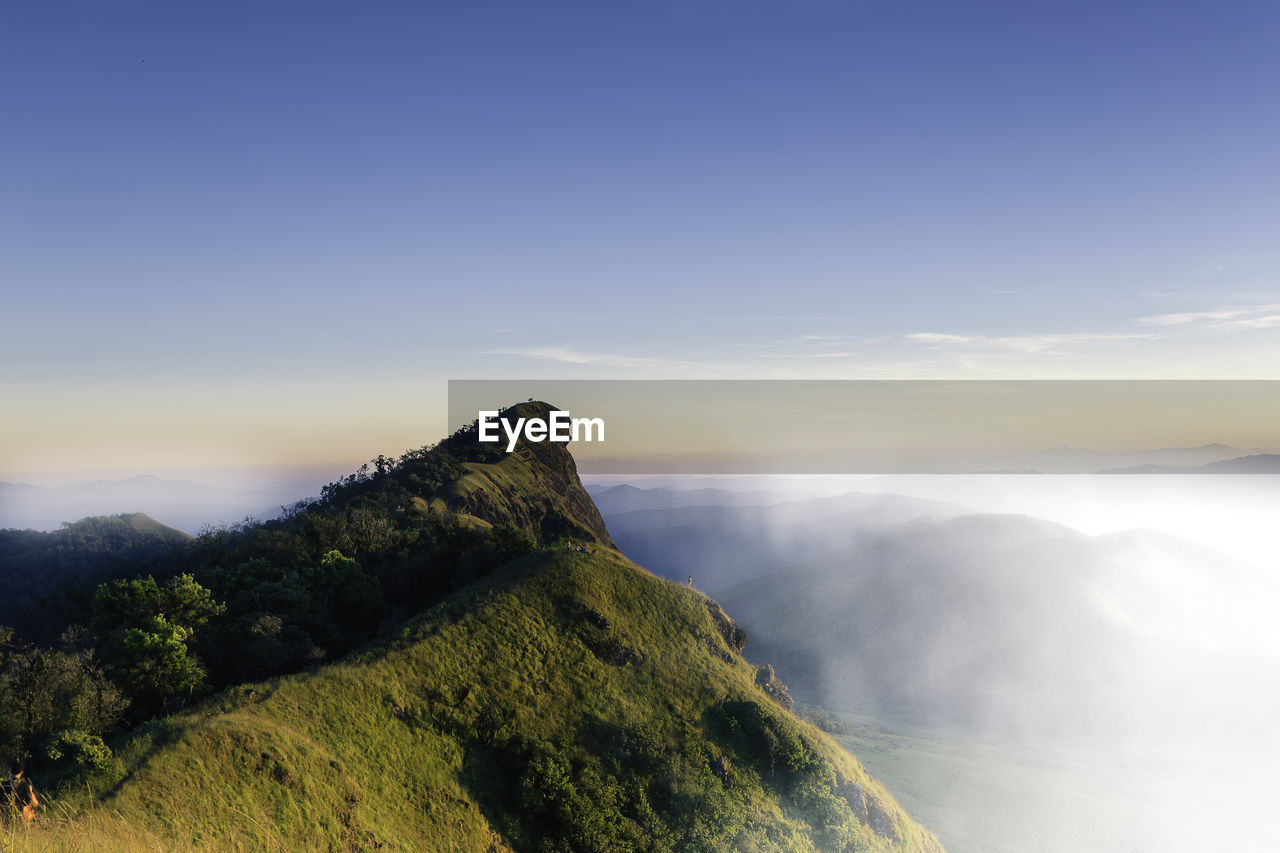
[
  {"x1": 0, "y1": 629, "x2": 126, "y2": 770},
  {"x1": 299, "y1": 550, "x2": 384, "y2": 649},
  {"x1": 92, "y1": 574, "x2": 222, "y2": 638},
  {"x1": 91, "y1": 574, "x2": 224, "y2": 715},
  {"x1": 119, "y1": 615, "x2": 205, "y2": 708}
]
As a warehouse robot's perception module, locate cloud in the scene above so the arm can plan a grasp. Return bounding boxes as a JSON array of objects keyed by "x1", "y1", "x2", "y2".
[
  {"x1": 899, "y1": 298, "x2": 1280, "y2": 365},
  {"x1": 906, "y1": 333, "x2": 974, "y2": 345},
  {"x1": 1136, "y1": 304, "x2": 1280, "y2": 329},
  {"x1": 485, "y1": 346, "x2": 668, "y2": 368},
  {"x1": 904, "y1": 332, "x2": 1156, "y2": 355},
  {"x1": 1233, "y1": 314, "x2": 1280, "y2": 329},
  {"x1": 1138, "y1": 309, "x2": 1252, "y2": 326}
]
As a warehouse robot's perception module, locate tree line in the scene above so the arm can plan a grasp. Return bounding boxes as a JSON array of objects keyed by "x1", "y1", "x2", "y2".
[{"x1": 1, "y1": 422, "x2": 541, "y2": 778}]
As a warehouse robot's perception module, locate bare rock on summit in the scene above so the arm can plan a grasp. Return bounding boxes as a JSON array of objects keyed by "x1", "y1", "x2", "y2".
[{"x1": 440, "y1": 401, "x2": 616, "y2": 549}]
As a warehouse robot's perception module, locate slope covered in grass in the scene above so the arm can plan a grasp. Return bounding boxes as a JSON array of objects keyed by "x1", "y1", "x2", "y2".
[
  {"x1": 23, "y1": 547, "x2": 942, "y2": 852},
  {"x1": 7, "y1": 402, "x2": 943, "y2": 850}
]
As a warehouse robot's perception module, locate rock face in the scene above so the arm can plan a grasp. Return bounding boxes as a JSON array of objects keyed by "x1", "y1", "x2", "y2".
[
  {"x1": 707, "y1": 600, "x2": 748, "y2": 654},
  {"x1": 711, "y1": 754, "x2": 733, "y2": 789},
  {"x1": 840, "y1": 783, "x2": 901, "y2": 842},
  {"x1": 443, "y1": 402, "x2": 617, "y2": 549},
  {"x1": 755, "y1": 664, "x2": 795, "y2": 710}
]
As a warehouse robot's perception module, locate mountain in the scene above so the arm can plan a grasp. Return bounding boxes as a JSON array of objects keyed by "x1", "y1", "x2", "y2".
[
  {"x1": 437, "y1": 406, "x2": 616, "y2": 549},
  {"x1": 998, "y1": 443, "x2": 1247, "y2": 474},
  {"x1": 1099, "y1": 453, "x2": 1280, "y2": 473},
  {"x1": 43, "y1": 549, "x2": 940, "y2": 852},
  {"x1": 603, "y1": 492, "x2": 971, "y2": 591},
  {"x1": 0, "y1": 512, "x2": 192, "y2": 631},
  {"x1": 0, "y1": 475, "x2": 299, "y2": 534},
  {"x1": 12, "y1": 402, "x2": 942, "y2": 852},
  {"x1": 587, "y1": 484, "x2": 824, "y2": 516}
]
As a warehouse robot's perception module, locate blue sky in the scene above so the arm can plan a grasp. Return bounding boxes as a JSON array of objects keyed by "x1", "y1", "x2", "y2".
[{"x1": 4, "y1": 1, "x2": 1280, "y2": 475}]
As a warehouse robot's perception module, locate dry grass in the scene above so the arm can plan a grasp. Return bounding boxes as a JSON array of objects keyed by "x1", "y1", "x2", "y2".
[{"x1": 3, "y1": 795, "x2": 201, "y2": 853}]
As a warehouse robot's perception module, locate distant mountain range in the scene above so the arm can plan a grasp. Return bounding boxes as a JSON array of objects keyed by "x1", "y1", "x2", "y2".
[
  {"x1": 587, "y1": 483, "x2": 827, "y2": 515},
  {"x1": 1100, "y1": 453, "x2": 1280, "y2": 474},
  {"x1": 998, "y1": 443, "x2": 1245, "y2": 472},
  {"x1": 604, "y1": 491, "x2": 972, "y2": 591},
  {"x1": 6, "y1": 444, "x2": 1270, "y2": 538},
  {"x1": 584, "y1": 444, "x2": 1275, "y2": 475},
  {"x1": 0, "y1": 474, "x2": 299, "y2": 533},
  {"x1": 958, "y1": 443, "x2": 1273, "y2": 473}
]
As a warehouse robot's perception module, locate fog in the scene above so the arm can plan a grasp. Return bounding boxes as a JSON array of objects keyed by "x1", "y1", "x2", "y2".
[
  {"x1": 0, "y1": 466, "x2": 352, "y2": 534},
  {"x1": 588, "y1": 473, "x2": 1280, "y2": 572},
  {"x1": 589, "y1": 474, "x2": 1280, "y2": 853}
]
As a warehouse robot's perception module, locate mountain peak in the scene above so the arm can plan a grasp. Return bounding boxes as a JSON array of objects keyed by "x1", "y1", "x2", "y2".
[{"x1": 432, "y1": 401, "x2": 615, "y2": 548}]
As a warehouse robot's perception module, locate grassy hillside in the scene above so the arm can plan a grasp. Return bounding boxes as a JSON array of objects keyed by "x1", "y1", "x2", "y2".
[
  {"x1": 4, "y1": 403, "x2": 944, "y2": 851},
  {"x1": 13, "y1": 548, "x2": 942, "y2": 852}
]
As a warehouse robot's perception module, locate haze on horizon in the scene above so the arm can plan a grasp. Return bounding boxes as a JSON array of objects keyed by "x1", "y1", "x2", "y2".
[{"x1": 8, "y1": 380, "x2": 1280, "y2": 548}]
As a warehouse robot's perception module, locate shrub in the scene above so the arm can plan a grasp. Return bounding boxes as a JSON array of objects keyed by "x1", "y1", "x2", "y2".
[{"x1": 46, "y1": 729, "x2": 113, "y2": 771}]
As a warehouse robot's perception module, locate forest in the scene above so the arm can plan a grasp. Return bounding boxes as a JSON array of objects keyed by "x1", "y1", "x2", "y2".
[{"x1": 0, "y1": 410, "x2": 566, "y2": 780}]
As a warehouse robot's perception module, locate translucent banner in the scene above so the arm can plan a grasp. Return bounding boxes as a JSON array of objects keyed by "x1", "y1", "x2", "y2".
[{"x1": 448, "y1": 380, "x2": 1280, "y2": 474}]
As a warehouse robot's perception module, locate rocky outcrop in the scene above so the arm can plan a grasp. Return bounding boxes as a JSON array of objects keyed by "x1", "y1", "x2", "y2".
[
  {"x1": 839, "y1": 782, "x2": 900, "y2": 842},
  {"x1": 706, "y1": 600, "x2": 747, "y2": 654},
  {"x1": 710, "y1": 754, "x2": 733, "y2": 789},
  {"x1": 444, "y1": 402, "x2": 616, "y2": 549},
  {"x1": 754, "y1": 664, "x2": 794, "y2": 710}
]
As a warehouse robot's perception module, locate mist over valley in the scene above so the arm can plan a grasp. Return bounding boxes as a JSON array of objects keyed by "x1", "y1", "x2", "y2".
[{"x1": 593, "y1": 477, "x2": 1280, "y2": 853}]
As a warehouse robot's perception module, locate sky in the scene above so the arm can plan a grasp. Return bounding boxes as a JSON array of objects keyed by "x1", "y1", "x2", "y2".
[{"x1": 4, "y1": 0, "x2": 1280, "y2": 477}]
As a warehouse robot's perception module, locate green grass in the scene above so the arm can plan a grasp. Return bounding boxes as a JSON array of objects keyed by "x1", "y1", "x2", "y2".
[
  {"x1": 25, "y1": 550, "x2": 943, "y2": 852},
  {"x1": 120, "y1": 513, "x2": 192, "y2": 540}
]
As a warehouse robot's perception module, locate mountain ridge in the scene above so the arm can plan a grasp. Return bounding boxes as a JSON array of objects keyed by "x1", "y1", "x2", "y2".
[
  {"x1": 51, "y1": 548, "x2": 941, "y2": 851},
  {"x1": 8, "y1": 402, "x2": 944, "y2": 852},
  {"x1": 1099, "y1": 453, "x2": 1280, "y2": 474}
]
